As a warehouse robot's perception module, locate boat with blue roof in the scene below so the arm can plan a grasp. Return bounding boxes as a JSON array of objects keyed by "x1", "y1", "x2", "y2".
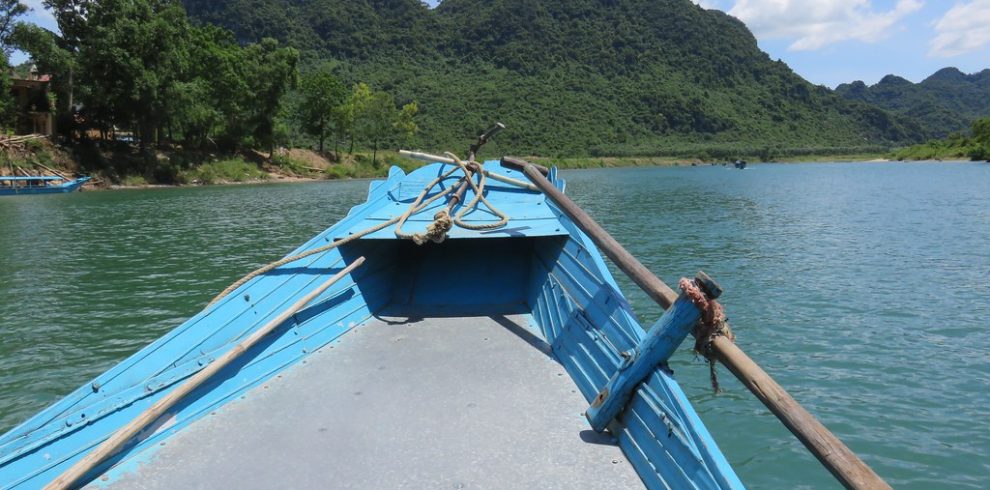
[{"x1": 0, "y1": 175, "x2": 91, "y2": 196}]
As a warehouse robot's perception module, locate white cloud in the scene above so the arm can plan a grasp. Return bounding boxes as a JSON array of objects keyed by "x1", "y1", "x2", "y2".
[
  {"x1": 728, "y1": 0, "x2": 923, "y2": 51},
  {"x1": 21, "y1": 0, "x2": 58, "y2": 30},
  {"x1": 929, "y1": 0, "x2": 990, "y2": 57}
]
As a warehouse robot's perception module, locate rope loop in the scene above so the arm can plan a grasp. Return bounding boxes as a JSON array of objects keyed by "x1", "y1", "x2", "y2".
[
  {"x1": 210, "y1": 151, "x2": 512, "y2": 307},
  {"x1": 679, "y1": 277, "x2": 735, "y2": 393}
]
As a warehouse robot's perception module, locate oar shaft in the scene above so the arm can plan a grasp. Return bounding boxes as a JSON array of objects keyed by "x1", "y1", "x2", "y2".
[
  {"x1": 47, "y1": 257, "x2": 366, "y2": 490},
  {"x1": 501, "y1": 156, "x2": 890, "y2": 490},
  {"x1": 501, "y1": 157, "x2": 678, "y2": 308}
]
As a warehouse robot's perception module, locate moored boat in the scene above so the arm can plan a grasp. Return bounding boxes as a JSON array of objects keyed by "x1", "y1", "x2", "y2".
[{"x1": 0, "y1": 176, "x2": 91, "y2": 196}]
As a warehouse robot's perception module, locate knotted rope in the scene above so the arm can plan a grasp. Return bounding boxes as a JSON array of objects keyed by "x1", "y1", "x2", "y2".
[
  {"x1": 445, "y1": 152, "x2": 510, "y2": 231},
  {"x1": 211, "y1": 156, "x2": 517, "y2": 307},
  {"x1": 679, "y1": 277, "x2": 735, "y2": 393},
  {"x1": 210, "y1": 166, "x2": 462, "y2": 307}
]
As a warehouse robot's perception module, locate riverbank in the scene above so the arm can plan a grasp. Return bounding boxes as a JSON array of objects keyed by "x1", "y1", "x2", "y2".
[
  {"x1": 536, "y1": 152, "x2": 895, "y2": 170},
  {"x1": 8, "y1": 138, "x2": 980, "y2": 192}
]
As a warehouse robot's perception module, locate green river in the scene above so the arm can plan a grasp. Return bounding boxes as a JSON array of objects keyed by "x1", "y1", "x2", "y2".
[{"x1": 1, "y1": 161, "x2": 988, "y2": 488}]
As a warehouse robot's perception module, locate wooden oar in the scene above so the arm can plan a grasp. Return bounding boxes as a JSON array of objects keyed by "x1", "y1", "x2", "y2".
[
  {"x1": 46, "y1": 257, "x2": 366, "y2": 490},
  {"x1": 501, "y1": 156, "x2": 890, "y2": 490}
]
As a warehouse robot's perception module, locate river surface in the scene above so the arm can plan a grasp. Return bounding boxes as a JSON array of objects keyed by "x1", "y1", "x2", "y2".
[{"x1": 1, "y1": 162, "x2": 988, "y2": 488}]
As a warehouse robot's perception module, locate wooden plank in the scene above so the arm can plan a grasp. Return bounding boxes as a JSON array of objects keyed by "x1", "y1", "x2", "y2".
[
  {"x1": 585, "y1": 291, "x2": 701, "y2": 432},
  {"x1": 45, "y1": 257, "x2": 366, "y2": 490},
  {"x1": 501, "y1": 156, "x2": 891, "y2": 490}
]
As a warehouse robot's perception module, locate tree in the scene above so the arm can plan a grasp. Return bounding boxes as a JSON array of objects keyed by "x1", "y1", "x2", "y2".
[
  {"x1": 973, "y1": 118, "x2": 990, "y2": 146},
  {"x1": 971, "y1": 118, "x2": 990, "y2": 161},
  {"x1": 242, "y1": 38, "x2": 298, "y2": 158},
  {"x1": 0, "y1": 0, "x2": 27, "y2": 54},
  {"x1": 394, "y1": 101, "x2": 419, "y2": 148},
  {"x1": 298, "y1": 67, "x2": 346, "y2": 154},
  {"x1": 0, "y1": 50, "x2": 13, "y2": 128},
  {"x1": 75, "y1": 0, "x2": 191, "y2": 148},
  {"x1": 351, "y1": 83, "x2": 399, "y2": 167},
  {"x1": 346, "y1": 82, "x2": 373, "y2": 156}
]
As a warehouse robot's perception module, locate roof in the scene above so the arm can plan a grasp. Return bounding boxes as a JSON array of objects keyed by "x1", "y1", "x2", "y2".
[{"x1": 0, "y1": 176, "x2": 63, "y2": 181}]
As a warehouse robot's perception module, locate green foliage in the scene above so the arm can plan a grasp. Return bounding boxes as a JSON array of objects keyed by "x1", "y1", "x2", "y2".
[
  {"x1": 180, "y1": 0, "x2": 925, "y2": 158},
  {"x1": 973, "y1": 118, "x2": 990, "y2": 146},
  {"x1": 0, "y1": 50, "x2": 12, "y2": 128},
  {"x1": 837, "y1": 69, "x2": 990, "y2": 139},
  {"x1": 242, "y1": 38, "x2": 298, "y2": 157},
  {"x1": 297, "y1": 66, "x2": 346, "y2": 153},
  {"x1": 892, "y1": 118, "x2": 990, "y2": 162},
  {"x1": 0, "y1": 0, "x2": 27, "y2": 53},
  {"x1": 120, "y1": 174, "x2": 149, "y2": 186},
  {"x1": 12, "y1": 0, "x2": 300, "y2": 178},
  {"x1": 180, "y1": 158, "x2": 267, "y2": 185},
  {"x1": 270, "y1": 152, "x2": 315, "y2": 175}
]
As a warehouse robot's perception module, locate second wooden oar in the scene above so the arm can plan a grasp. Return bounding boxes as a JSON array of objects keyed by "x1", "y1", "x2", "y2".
[
  {"x1": 501, "y1": 156, "x2": 890, "y2": 490},
  {"x1": 46, "y1": 256, "x2": 366, "y2": 490}
]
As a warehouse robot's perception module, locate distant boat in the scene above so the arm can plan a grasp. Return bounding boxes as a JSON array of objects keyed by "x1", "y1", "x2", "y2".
[
  {"x1": 734, "y1": 160, "x2": 747, "y2": 169},
  {"x1": 0, "y1": 175, "x2": 91, "y2": 196}
]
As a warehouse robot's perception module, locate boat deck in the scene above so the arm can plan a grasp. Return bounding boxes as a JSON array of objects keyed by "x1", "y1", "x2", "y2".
[{"x1": 101, "y1": 314, "x2": 642, "y2": 489}]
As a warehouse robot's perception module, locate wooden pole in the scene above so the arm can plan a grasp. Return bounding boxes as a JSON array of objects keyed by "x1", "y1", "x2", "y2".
[
  {"x1": 502, "y1": 156, "x2": 678, "y2": 308},
  {"x1": 32, "y1": 161, "x2": 73, "y2": 181},
  {"x1": 500, "y1": 156, "x2": 890, "y2": 490},
  {"x1": 46, "y1": 257, "x2": 366, "y2": 490},
  {"x1": 399, "y1": 151, "x2": 536, "y2": 191}
]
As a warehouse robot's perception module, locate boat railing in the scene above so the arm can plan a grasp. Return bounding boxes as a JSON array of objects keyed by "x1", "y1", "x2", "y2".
[{"x1": 501, "y1": 156, "x2": 890, "y2": 490}]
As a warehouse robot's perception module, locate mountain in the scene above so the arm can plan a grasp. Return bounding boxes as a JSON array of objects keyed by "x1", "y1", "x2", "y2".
[
  {"x1": 836, "y1": 68, "x2": 990, "y2": 139},
  {"x1": 182, "y1": 0, "x2": 925, "y2": 157}
]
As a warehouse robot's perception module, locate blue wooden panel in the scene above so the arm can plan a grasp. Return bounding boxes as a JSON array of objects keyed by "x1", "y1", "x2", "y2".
[{"x1": 525, "y1": 215, "x2": 743, "y2": 489}]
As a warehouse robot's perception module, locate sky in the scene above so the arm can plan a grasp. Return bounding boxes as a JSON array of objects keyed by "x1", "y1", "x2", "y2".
[{"x1": 15, "y1": 0, "x2": 990, "y2": 88}]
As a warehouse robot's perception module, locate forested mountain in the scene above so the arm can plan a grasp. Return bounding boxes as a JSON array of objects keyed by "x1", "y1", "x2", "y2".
[
  {"x1": 836, "y1": 68, "x2": 990, "y2": 139},
  {"x1": 182, "y1": 0, "x2": 925, "y2": 157}
]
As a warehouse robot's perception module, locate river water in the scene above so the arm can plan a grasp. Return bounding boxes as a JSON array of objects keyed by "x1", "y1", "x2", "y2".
[{"x1": 1, "y1": 162, "x2": 988, "y2": 488}]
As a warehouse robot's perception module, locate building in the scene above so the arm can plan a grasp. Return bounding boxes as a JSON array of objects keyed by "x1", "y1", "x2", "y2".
[{"x1": 9, "y1": 65, "x2": 54, "y2": 136}]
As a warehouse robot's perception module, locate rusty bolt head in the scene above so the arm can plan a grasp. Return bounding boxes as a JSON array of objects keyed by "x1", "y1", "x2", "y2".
[{"x1": 694, "y1": 271, "x2": 723, "y2": 299}]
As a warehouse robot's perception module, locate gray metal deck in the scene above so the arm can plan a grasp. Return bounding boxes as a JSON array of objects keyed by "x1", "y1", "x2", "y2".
[{"x1": 103, "y1": 314, "x2": 643, "y2": 489}]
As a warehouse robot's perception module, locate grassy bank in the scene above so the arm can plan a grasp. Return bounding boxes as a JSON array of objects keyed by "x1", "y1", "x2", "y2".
[
  {"x1": 10, "y1": 139, "x2": 962, "y2": 191},
  {"x1": 889, "y1": 140, "x2": 986, "y2": 161},
  {"x1": 535, "y1": 152, "x2": 891, "y2": 170}
]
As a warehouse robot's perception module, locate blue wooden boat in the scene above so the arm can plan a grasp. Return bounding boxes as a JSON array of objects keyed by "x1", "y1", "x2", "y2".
[
  {"x1": 0, "y1": 176, "x2": 91, "y2": 196},
  {"x1": 0, "y1": 130, "x2": 887, "y2": 489},
  {"x1": 0, "y1": 160, "x2": 744, "y2": 489}
]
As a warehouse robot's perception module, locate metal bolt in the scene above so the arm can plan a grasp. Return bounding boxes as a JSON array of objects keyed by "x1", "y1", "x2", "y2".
[{"x1": 694, "y1": 271, "x2": 723, "y2": 299}]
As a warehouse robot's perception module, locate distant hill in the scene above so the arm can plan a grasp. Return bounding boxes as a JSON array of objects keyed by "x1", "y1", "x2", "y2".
[
  {"x1": 836, "y1": 68, "x2": 990, "y2": 139},
  {"x1": 182, "y1": 0, "x2": 925, "y2": 157}
]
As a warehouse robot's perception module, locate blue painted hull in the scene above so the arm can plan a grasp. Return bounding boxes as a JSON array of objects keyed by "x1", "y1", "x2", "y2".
[
  {"x1": 0, "y1": 164, "x2": 741, "y2": 488},
  {"x1": 0, "y1": 177, "x2": 91, "y2": 196}
]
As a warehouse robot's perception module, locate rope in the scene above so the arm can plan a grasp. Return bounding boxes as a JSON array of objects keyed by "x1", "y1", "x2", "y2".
[
  {"x1": 394, "y1": 166, "x2": 462, "y2": 244},
  {"x1": 210, "y1": 166, "x2": 461, "y2": 307},
  {"x1": 679, "y1": 277, "x2": 735, "y2": 393},
  {"x1": 211, "y1": 156, "x2": 512, "y2": 307},
  {"x1": 445, "y1": 152, "x2": 510, "y2": 231}
]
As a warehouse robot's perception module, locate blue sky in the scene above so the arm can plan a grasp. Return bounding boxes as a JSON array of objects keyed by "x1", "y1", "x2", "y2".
[{"x1": 16, "y1": 0, "x2": 990, "y2": 88}]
